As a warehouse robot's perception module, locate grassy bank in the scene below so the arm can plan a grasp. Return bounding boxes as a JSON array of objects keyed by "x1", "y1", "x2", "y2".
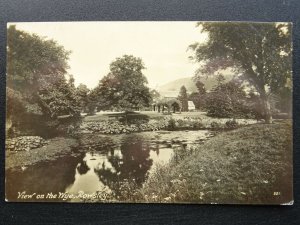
[
  {"x1": 135, "y1": 121, "x2": 293, "y2": 204},
  {"x1": 5, "y1": 137, "x2": 79, "y2": 170}
]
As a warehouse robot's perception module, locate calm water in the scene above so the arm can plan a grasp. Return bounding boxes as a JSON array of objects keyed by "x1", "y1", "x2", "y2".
[{"x1": 6, "y1": 130, "x2": 213, "y2": 202}]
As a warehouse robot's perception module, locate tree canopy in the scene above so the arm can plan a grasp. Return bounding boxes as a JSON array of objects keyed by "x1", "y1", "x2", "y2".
[
  {"x1": 76, "y1": 83, "x2": 90, "y2": 112},
  {"x1": 178, "y1": 85, "x2": 189, "y2": 112},
  {"x1": 195, "y1": 80, "x2": 206, "y2": 95},
  {"x1": 189, "y1": 80, "x2": 207, "y2": 110},
  {"x1": 189, "y1": 22, "x2": 292, "y2": 123},
  {"x1": 94, "y1": 55, "x2": 152, "y2": 111},
  {"x1": 6, "y1": 25, "x2": 81, "y2": 136},
  {"x1": 7, "y1": 25, "x2": 70, "y2": 94}
]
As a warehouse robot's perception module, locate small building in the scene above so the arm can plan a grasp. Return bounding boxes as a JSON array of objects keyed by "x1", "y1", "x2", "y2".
[{"x1": 188, "y1": 101, "x2": 195, "y2": 111}]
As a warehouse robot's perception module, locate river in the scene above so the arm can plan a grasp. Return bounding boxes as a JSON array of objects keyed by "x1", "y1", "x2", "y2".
[{"x1": 6, "y1": 130, "x2": 214, "y2": 202}]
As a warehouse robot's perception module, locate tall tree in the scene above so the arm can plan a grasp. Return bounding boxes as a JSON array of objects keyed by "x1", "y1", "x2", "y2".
[
  {"x1": 188, "y1": 92, "x2": 201, "y2": 110},
  {"x1": 86, "y1": 88, "x2": 98, "y2": 115},
  {"x1": 150, "y1": 89, "x2": 160, "y2": 101},
  {"x1": 195, "y1": 80, "x2": 206, "y2": 95},
  {"x1": 94, "y1": 55, "x2": 152, "y2": 111},
  {"x1": 178, "y1": 85, "x2": 189, "y2": 112},
  {"x1": 6, "y1": 25, "x2": 80, "y2": 134},
  {"x1": 7, "y1": 25, "x2": 69, "y2": 96},
  {"x1": 189, "y1": 22, "x2": 292, "y2": 123},
  {"x1": 190, "y1": 80, "x2": 207, "y2": 110},
  {"x1": 68, "y1": 74, "x2": 76, "y2": 89},
  {"x1": 76, "y1": 84, "x2": 90, "y2": 112}
]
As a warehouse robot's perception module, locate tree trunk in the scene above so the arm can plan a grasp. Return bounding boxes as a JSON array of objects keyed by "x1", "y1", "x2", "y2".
[{"x1": 261, "y1": 92, "x2": 273, "y2": 124}]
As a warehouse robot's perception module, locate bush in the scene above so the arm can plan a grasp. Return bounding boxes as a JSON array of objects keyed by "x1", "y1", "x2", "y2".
[
  {"x1": 192, "y1": 120, "x2": 204, "y2": 129},
  {"x1": 118, "y1": 113, "x2": 150, "y2": 125},
  {"x1": 81, "y1": 117, "x2": 171, "y2": 134},
  {"x1": 225, "y1": 120, "x2": 239, "y2": 129},
  {"x1": 206, "y1": 92, "x2": 234, "y2": 118},
  {"x1": 210, "y1": 121, "x2": 221, "y2": 129},
  {"x1": 205, "y1": 81, "x2": 257, "y2": 119},
  {"x1": 167, "y1": 118, "x2": 176, "y2": 130}
]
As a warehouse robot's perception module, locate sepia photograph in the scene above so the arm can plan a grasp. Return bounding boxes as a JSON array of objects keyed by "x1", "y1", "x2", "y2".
[{"x1": 5, "y1": 21, "x2": 293, "y2": 204}]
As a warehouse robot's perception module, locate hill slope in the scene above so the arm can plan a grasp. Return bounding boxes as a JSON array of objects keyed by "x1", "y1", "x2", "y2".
[
  {"x1": 158, "y1": 75, "x2": 233, "y2": 94},
  {"x1": 158, "y1": 77, "x2": 198, "y2": 93}
]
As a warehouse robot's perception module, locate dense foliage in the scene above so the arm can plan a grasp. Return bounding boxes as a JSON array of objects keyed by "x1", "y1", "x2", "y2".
[
  {"x1": 93, "y1": 55, "x2": 152, "y2": 111},
  {"x1": 6, "y1": 26, "x2": 81, "y2": 137},
  {"x1": 204, "y1": 80, "x2": 259, "y2": 118},
  {"x1": 76, "y1": 84, "x2": 90, "y2": 112},
  {"x1": 190, "y1": 22, "x2": 292, "y2": 123},
  {"x1": 178, "y1": 85, "x2": 188, "y2": 112},
  {"x1": 189, "y1": 80, "x2": 206, "y2": 110}
]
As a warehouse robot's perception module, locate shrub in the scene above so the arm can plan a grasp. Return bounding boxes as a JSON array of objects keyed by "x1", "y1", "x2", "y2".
[
  {"x1": 225, "y1": 120, "x2": 239, "y2": 129},
  {"x1": 118, "y1": 113, "x2": 150, "y2": 124},
  {"x1": 206, "y1": 92, "x2": 234, "y2": 118},
  {"x1": 191, "y1": 120, "x2": 204, "y2": 129},
  {"x1": 81, "y1": 117, "x2": 171, "y2": 134},
  {"x1": 177, "y1": 119, "x2": 184, "y2": 127},
  {"x1": 167, "y1": 118, "x2": 177, "y2": 130},
  {"x1": 205, "y1": 81, "x2": 257, "y2": 119},
  {"x1": 210, "y1": 121, "x2": 221, "y2": 129}
]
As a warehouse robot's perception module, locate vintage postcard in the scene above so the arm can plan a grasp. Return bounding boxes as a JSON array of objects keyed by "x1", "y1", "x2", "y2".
[{"x1": 5, "y1": 21, "x2": 293, "y2": 204}]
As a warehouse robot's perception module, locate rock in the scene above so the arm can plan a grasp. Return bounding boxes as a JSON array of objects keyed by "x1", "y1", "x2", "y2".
[{"x1": 6, "y1": 136, "x2": 48, "y2": 151}]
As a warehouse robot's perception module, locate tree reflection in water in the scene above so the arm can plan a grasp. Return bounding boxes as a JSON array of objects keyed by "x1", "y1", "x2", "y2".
[
  {"x1": 5, "y1": 154, "x2": 82, "y2": 202},
  {"x1": 94, "y1": 134, "x2": 153, "y2": 196},
  {"x1": 6, "y1": 130, "x2": 209, "y2": 202},
  {"x1": 77, "y1": 160, "x2": 90, "y2": 175}
]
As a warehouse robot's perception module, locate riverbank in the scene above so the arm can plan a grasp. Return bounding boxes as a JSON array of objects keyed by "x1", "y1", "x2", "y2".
[
  {"x1": 134, "y1": 120, "x2": 293, "y2": 204},
  {"x1": 5, "y1": 137, "x2": 79, "y2": 170},
  {"x1": 80, "y1": 111, "x2": 258, "y2": 134},
  {"x1": 5, "y1": 120, "x2": 292, "y2": 204},
  {"x1": 5, "y1": 129, "x2": 213, "y2": 171}
]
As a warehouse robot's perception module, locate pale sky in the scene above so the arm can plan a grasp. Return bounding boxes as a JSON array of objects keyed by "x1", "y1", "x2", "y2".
[{"x1": 9, "y1": 22, "x2": 207, "y2": 89}]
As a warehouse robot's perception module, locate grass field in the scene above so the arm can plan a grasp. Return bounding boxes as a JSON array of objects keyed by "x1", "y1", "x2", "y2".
[{"x1": 134, "y1": 121, "x2": 293, "y2": 204}]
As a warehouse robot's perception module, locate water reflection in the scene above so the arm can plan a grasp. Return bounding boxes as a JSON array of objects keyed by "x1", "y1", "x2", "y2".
[
  {"x1": 67, "y1": 134, "x2": 156, "y2": 197},
  {"x1": 5, "y1": 155, "x2": 82, "y2": 202},
  {"x1": 66, "y1": 152, "x2": 114, "y2": 195},
  {"x1": 6, "y1": 130, "x2": 212, "y2": 202}
]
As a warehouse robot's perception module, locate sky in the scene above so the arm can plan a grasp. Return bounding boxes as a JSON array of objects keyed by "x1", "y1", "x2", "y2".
[{"x1": 9, "y1": 22, "x2": 207, "y2": 89}]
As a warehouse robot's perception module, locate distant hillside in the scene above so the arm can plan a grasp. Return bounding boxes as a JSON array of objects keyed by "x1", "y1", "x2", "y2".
[
  {"x1": 158, "y1": 74, "x2": 233, "y2": 95},
  {"x1": 159, "y1": 77, "x2": 197, "y2": 93}
]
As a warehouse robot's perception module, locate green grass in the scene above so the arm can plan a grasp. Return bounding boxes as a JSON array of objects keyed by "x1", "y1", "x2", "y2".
[{"x1": 135, "y1": 121, "x2": 293, "y2": 204}]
